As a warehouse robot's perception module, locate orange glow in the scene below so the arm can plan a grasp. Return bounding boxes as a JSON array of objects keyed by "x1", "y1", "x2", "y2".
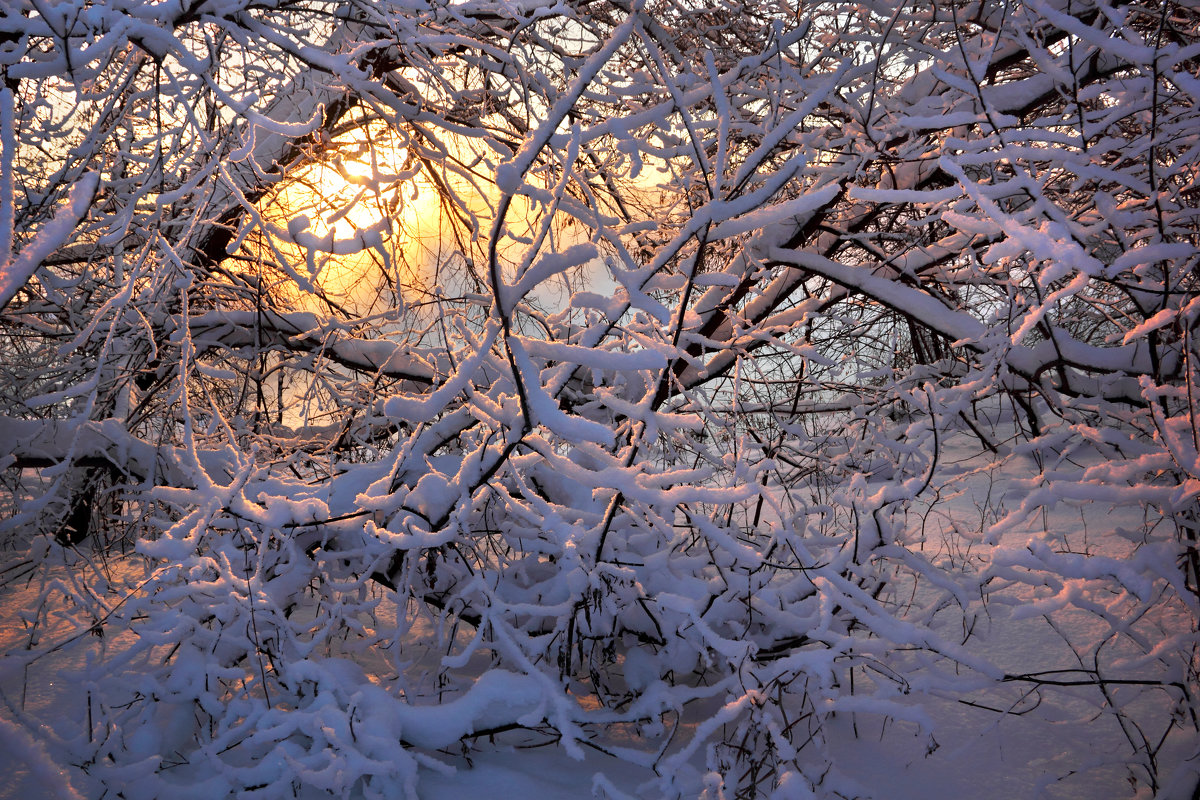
[{"x1": 249, "y1": 120, "x2": 610, "y2": 321}]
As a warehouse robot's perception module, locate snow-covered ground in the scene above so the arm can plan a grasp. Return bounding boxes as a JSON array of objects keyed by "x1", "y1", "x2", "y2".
[{"x1": 1, "y1": 438, "x2": 1195, "y2": 800}]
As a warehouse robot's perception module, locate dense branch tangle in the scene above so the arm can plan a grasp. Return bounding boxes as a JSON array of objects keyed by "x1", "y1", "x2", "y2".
[{"x1": 0, "y1": 1, "x2": 1197, "y2": 798}]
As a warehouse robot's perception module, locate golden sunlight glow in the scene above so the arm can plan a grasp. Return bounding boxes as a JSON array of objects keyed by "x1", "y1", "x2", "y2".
[
  {"x1": 251, "y1": 123, "x2": 596, "y2": 319},
  {"x1": 244, "y1": 124, "x2": 462, "y2": 317},
  {"x1": 257, "y1": 151, "x2": 465, "y2": 315}
]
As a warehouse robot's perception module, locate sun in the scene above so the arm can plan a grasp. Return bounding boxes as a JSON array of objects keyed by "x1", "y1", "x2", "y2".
[
  {"x1": 247, "y1": 116, "x2": 604, "y2": 319},
  {"x1": 248, "y1": 123, "x2": 446, "y2": 313}
]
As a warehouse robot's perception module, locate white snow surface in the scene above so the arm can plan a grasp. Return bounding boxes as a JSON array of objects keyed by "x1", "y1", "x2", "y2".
[{"x1": 1, "y1": 437, "x2": 1193, "y2": 800}]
